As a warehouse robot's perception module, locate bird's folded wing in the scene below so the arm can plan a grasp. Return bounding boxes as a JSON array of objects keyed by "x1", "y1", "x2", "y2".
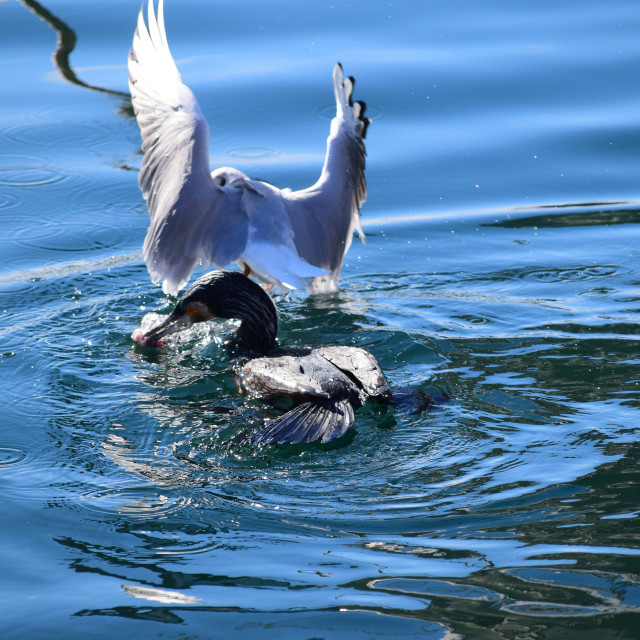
[
  {"x1": 128, "y1": 0, "x2": 248, "y2": 295},
  {"x1": 235, "y1": 356, "x2": 331, "y2": 400},
  {"x1": 251, "y1": 399, "x2": 355, "y2": 444},
  {"x1": 282, "y1": 63, "x2": 369, "y2": 293},
  {"x1": 315, "y1": 346, "x2": 391, "y2": 398}
]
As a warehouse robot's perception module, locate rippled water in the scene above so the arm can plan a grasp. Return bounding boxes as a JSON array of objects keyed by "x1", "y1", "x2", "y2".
[{"x1": 2, "y1": 0, "x2": 640, "y2": 637}]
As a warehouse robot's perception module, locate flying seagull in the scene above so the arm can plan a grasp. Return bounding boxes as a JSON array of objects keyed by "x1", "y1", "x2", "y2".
[{"x1": 128, "y1": 0, "x2": 370, "y2": 295}]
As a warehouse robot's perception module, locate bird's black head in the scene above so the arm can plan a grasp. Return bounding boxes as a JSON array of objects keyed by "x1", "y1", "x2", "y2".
[{"x1": 133, "y1": 270, "x2": 278, "y2": 353}]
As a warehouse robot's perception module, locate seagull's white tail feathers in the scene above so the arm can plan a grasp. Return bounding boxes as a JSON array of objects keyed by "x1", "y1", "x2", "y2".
[{"x1": 242, "y1": 242, "x2": 328, "y2": 291}]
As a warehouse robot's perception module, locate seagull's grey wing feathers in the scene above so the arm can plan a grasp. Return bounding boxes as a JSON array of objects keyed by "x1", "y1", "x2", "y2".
[
  {"x1": 128, "y1": 0, "x2": 248, "y2": 295},
  {"x1": 282, "y1": 63, "x2": 369, "y2": 294}
]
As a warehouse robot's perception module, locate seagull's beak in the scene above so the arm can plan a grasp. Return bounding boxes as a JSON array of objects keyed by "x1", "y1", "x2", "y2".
[{"x1": 132, "y1": 308, "x2": 193, "y2": 348}]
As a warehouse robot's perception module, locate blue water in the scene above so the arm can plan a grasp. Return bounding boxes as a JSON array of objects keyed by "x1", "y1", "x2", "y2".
[{"x1": 2, "y1": 0, "x2": 640, "y2": 637}]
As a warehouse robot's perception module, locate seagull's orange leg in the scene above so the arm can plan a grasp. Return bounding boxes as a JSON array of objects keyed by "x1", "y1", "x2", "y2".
[{"x1": 242, "y1": 263, "x2": 270, "y2": 290}]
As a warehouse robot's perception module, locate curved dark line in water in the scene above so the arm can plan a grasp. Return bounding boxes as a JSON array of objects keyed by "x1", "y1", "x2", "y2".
[{"x1": 19, "y1": 0, "x2": 132, "y2": 104}]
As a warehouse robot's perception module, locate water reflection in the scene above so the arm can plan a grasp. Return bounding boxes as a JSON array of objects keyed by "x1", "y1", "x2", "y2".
[
  {"x1": 53, "y1": 521, "x2": 640, "y2": 632},
  {"x1": 488, "y1": 201, "x2": 640, "y2": 229},
  {"x1": 73, "y1": 606, "x2": 454, "y2": 637},
  {"x1": 18, "y1": 0, "x2": 130, "y2": 106}
]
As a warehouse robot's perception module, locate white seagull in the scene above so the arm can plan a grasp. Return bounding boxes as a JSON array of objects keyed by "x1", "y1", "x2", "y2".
[{"x1": 128, "y1": 0, "x2": 370, "y2": 296}]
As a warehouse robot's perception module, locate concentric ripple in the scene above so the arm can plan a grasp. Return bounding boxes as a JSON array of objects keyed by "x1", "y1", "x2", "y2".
[
  {"x1": 1, "y1": 120, "x2": 116, "y2": 153},
  {"x1": 226, "y1": 146, "x2": 278, "y2": 160},
  {"x1": 78, "y1": 485, "x2": 192, "y2": 520},
  {"x1": 511, "y1": 264, "x2": 621, "y2": 283},
  {"x1": 0, "y1": 192, "x2": 21, "y2": 212},
  {"x1": 13, "y1": 219, "x2": 130, "y2": 252},
  {"x1": 0, "y1": 154, "x2": 66, "y2": 187},
  {"x1": 0, "y1": 446, "x2": 27, "y2": 467}
]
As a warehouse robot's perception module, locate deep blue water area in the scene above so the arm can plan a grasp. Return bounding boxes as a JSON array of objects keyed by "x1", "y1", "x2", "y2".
[{"x1": 1, "y1": 0, "x2": 639, "y2": 637}]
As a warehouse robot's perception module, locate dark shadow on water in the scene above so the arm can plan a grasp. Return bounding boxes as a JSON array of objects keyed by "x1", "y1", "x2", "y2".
[
  {"x1": 19, "y1": 0, "x2": 133, "y2": 115},
  {"x1": 486, "y1": 201, "x2": 640, "y2": 229},
  {"x1": 75, "y1": 606, "x2": 187, "y2": 624}
]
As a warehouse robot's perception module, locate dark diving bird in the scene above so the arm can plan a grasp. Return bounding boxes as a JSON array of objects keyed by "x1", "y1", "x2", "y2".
[{"x1": 132, "y1": 270, "x2": 393, "y2": 444}]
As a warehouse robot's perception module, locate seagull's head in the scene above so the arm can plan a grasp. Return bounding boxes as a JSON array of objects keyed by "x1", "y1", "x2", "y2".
[
  {"x1": 210, "y1": 167, "x2": 249, "y2": 188},
  {"x1": 132, "y1": 270, "x2": 278, "y2": 353}
]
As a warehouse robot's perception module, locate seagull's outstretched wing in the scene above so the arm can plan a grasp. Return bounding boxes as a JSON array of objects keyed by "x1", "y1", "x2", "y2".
[
  {"x1": 128, "y1": 0, "x2": 248, "y2": 295},
  {"x1": 283, "y1": 63, "x2": 370, "y2": 294}
]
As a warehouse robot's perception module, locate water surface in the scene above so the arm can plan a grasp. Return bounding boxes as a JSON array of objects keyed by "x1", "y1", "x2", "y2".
[{"x1": 1, "y1": 0, "x2": 639, "y2": 637}]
